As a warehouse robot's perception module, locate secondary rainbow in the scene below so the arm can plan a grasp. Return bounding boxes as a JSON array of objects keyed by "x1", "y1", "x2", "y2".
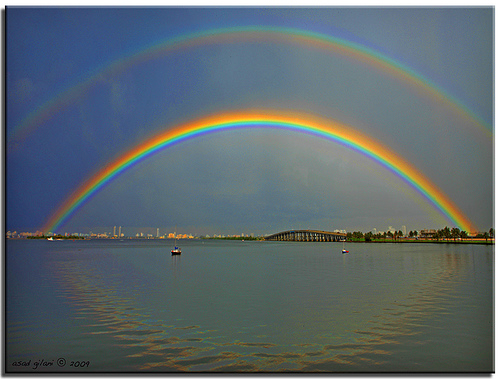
[
  {"x1": 42, "y1": 111, "x2": 476, "y2": 234},
  {"x1": 10, "y1": 26, "x2": 491, "y2": 148}
]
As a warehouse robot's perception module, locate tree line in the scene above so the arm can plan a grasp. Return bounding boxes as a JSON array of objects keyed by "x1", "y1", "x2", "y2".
[{"x1": 346, "y1": 227, "x2": 494, "y2": 243}]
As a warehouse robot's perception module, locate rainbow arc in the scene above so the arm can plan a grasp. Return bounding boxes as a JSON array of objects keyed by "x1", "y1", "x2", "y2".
[
  {"x1": 41, "y1": 111, "x2": 476, "y2": 234},
  {"x1": 10, "y1": 26, "x2": 491, "y2": 147}
]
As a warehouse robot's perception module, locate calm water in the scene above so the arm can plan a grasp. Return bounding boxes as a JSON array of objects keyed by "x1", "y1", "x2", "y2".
[{"x1": 6, "y1": 239, "x2": 493, "y2": 373}]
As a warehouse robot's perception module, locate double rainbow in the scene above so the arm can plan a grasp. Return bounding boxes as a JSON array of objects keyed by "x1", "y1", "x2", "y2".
[
  {"x1": 10, "y1": 26, "x2": 491, "y2": 147},
  {"x1": 41, "y1": 111, "x2": 476, "y2": 234}
]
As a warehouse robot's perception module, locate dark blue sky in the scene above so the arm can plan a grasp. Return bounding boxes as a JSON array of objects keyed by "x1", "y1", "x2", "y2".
[{"x1": 6, "y1": 7, "x2": 493, "y2": 236}]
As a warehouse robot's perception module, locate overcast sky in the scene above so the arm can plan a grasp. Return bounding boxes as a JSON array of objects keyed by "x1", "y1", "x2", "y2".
[{"x1": 6, "y1": 7, "x2": 493, "y2": 236}]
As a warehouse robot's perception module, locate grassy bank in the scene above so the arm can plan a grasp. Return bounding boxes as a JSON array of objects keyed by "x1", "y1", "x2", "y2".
[{"x1": 347, "y1": 238, "x2": 494, "y2": 245}]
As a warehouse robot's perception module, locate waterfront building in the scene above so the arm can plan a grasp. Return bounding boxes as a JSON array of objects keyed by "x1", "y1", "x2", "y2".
[{"x1": 420, "y1": 229, "x2": 437, "y2": 238}]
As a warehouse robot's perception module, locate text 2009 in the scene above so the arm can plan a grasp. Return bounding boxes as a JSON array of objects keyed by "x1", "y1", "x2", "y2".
[{"x1": 70, "y1": 361, "x2": 90, "y2": 368}]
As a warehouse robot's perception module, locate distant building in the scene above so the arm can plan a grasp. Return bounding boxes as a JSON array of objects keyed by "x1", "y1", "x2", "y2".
[{"x1": 420, "y1": 229, "x2": 437, "y2": 238}]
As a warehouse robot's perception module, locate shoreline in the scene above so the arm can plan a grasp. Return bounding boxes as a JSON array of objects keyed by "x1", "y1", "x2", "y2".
[
  {"x1": 346, "y1": 239, "x2": 494, "y2": 245},
  {"x1": 11, "y1": 237, "x2": 494, "y2": 245}
]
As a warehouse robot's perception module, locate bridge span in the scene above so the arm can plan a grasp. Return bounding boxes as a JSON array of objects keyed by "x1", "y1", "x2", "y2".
[{"x1": 265, "y1": 230, "x2": 347, "y2": 242}]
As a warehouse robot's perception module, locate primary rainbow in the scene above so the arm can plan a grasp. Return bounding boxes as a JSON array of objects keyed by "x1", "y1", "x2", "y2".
[
  {"x1": 10, "y1": 26, "x2": 491, "y2": 147},
  {"x1": 42, "y1": 111, "x2": 476, "y2": 234}
]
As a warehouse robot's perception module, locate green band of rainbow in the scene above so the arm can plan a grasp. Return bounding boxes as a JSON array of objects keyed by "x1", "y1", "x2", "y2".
[
  {"x1": 10, "y1": 26, "x2": 491, "y2": 147},
  {"x1": 42, "y1": 111, "x2": 476, "y2": 234}
]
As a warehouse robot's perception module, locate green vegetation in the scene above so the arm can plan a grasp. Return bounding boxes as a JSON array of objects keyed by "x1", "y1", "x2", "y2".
[
  {"x1": 346, "y1": 227, "x2": 494, "y2": 244},
  {"x1": 201, "y1": 236, "x2": 264, "y2": 241},
  {"x1": 27, "y1": 234, "x2": 86, "y2": 240}
]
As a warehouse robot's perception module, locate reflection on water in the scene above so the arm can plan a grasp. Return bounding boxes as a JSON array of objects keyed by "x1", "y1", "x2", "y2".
[
  {"x1": 309, "y1": 252, "x2": 466, "y2": 370},
  {"x1": 6, "y1": 240, "x2": 493, "y2": 372},
  {"x1": 171, "y1": 254, "x2": 181, "y2": 271}
]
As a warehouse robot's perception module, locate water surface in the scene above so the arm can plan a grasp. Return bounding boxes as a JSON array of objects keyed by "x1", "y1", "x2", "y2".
[{"x1": 6, "y1": 239, "x2": 493, "y2": 372}]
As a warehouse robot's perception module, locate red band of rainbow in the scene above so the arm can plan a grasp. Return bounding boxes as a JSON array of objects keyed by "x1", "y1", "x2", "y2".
[{"x1": 41, "y1": 111, "x2": 476, "y2": 234}]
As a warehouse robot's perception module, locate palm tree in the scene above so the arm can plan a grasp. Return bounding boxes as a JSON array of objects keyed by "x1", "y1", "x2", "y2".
[
  {"x1": 443, "y1": 226, "x2": 451, "y2": 241},
  {"x1": 436, "y1": 229, "x2": 443, "y2": 241},
  {"x1": 364, "y1": 231, "x2": 373, "y2": 242},
  {"x1": 451, "y1": 228, "x2": 460, "y2": 241}
]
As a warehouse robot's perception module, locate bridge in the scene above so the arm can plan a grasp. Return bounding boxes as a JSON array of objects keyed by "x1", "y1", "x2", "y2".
[{"x1": 264, "y1": 230, "x2": 347, "y2": 242}]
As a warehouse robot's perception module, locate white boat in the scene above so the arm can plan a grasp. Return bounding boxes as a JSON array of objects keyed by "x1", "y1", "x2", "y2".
[{"x1": 342, "y1": 240, "x2": 349, "y2": 254}]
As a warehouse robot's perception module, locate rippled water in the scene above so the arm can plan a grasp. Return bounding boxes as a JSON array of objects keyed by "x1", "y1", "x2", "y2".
[{"x1": 6, "y1": 239, "x2": 493, "y2": 372}]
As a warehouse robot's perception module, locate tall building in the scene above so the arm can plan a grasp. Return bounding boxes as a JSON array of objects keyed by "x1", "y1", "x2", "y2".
[
  {"x1": 402, "y1": 225, "x2": 407, "y2": 236},
  {"x1": 113, "y1": 226, "x2": 116, "y2": 237},
  {"x1": 157, "y1": 228, "x2": 159, "y2": 238},
  {"x1": 119, "y1": 226, "x2": 122, "y2": 237}
]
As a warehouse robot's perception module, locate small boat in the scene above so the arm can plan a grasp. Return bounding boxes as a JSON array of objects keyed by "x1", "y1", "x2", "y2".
[
  {"x1": 342, "y1": 240, "x2": 349, "y2": 254},
  {"x1": 47, "y1": 237, "x2": 53, "y2": 241},
  {"x1": 171, "y1": 227, "x2": 181, "y2": 255}
]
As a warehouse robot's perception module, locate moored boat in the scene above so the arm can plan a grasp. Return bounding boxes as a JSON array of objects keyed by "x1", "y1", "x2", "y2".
[{"x1": 342, "y1": 240, "x2": 349, "y2": 254}]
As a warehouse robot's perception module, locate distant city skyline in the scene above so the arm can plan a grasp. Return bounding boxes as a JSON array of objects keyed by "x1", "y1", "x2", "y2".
[{"x1": 6, "y1": 223, "x2": 461, "y2": 239}]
